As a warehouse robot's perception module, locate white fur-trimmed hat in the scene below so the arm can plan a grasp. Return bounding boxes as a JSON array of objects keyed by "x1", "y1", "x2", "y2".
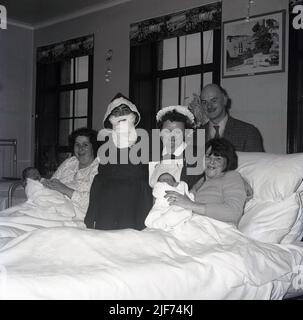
[
  {"x1": 156, "y1": 105, "x2": 195, "y2": 126},
  {"x1": 103, "y1": 93, "x2": 141, "y2": 129}
]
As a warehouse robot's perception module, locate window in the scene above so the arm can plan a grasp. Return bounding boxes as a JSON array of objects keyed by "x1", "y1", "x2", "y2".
[
  {"x1": 157, "y1": 31, "x2": 217, "y2": 108},
  {"x1": 130, "y1": 29, "x2": 221, "y2": 130},
  {"x1": 58, "y1": 56, "x2": 91, "y2": 148},
  {"x1": 129, "y1": 3, "x2": 221, "y2": 130},
  {"x1": 35, "y1": 35, "x2": 94, "y2": 177}
]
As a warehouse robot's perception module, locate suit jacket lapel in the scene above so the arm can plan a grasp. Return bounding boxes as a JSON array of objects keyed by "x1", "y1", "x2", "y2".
[
  {"x1": 204, "y1": 122, "x2": 210, "y2": 141},
  {"x1": 223, "y1": 116, "x2": 233, "y2": 140}
]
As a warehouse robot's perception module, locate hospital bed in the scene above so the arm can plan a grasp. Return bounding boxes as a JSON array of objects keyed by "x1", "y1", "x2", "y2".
[{"x1": 0, "y1": 152, "x2": 303, "y2": 300}]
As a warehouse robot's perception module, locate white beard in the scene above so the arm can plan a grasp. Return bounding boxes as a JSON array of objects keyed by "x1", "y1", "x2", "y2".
[{"x1": 110, "y1": 114, "x2": 137, "y2": 149}]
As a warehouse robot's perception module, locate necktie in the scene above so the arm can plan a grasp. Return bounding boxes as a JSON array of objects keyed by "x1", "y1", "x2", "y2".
[{"x1": 214, "y1": 125, "x2": 220, "y2": 139}]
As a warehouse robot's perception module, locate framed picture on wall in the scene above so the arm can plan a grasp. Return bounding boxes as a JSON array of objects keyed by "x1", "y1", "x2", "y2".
[{"x1": 222, "y1": 10, "x2": 285, "y2": 78}]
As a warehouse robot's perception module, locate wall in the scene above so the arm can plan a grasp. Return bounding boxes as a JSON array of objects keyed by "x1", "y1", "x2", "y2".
[
  {"x1": 33, "y1": 0, "x2": 290, "y2": 155},
  {"x1": 222, "y1": 0, "x2": 289, "y2": 154},
  {"x1": 0, "y1": 23, "x2": 34, "y2": 176}
]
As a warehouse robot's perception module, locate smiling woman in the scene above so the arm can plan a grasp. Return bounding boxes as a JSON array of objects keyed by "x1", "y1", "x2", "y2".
[
  {"x1": 42, "y1": 127, "x2": 99, "y2": 219},
  {"x1": 165, "y1": 138, "x2": 247, "y2": 225}
]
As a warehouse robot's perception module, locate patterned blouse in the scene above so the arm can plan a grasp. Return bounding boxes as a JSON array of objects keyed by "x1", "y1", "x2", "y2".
[{"x1": 52, "y1": 156, "x2": 99, "y2": 220}]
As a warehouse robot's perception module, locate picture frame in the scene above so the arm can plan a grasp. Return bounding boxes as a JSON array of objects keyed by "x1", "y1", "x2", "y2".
[{"x1": 222, "y1": 10, "x2": 285, "y2": 78}]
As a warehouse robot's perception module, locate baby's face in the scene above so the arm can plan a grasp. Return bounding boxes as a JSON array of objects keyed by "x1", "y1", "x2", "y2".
[
  {"x1": 27, "y1": 169, "x2": 41, "y2": 181},
  {"x1": 157, "y1": 173, "x2": 178, "y2": 187}
]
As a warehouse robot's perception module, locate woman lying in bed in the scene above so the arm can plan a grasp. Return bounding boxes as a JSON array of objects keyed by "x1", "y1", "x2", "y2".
[
  {"x1": 0, "y1": 128, "x2": 99, "y2": 237},
  {"x1": 165, "y1": 138, "x2": 247, "y2": 226},
  {"x1": 42, "y1": 127, "x2": 99, "y2": 220}
]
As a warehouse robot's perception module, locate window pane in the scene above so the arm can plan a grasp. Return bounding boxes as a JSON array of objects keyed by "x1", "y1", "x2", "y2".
[
  {"x1": 74, "y1": 118, "x2": 87, "y2": 130},
  {"x1": 61, "y1": 59, "x2": 74, "y2": 85},
  {"x1": 59, "y1": 119, "x2": 73, "y2": 146},
  {"x1": 181, "y1": 74, "x2": 201, "y2": 106},
  {"x1": 203, "y1": 72, "x2": 213, "y2": 86},
  {"x1": 75, "y1": 56, "x2": 89, "y2": 83},
  {"x1": 60, "y1": 91, "x2": 73, "y2": 118},
  {"x1": 161, "y1": 78, "x2": 179, "y2": 107},
  {"x1": 75, "y1": 89, "x2": 88, "y2": 117},
  {"x1": 180, "y1": 33, "x2": 201, "y2": 67},
  {"x1": 203, "y1": 30, "x2": 213, "y2": 64},
  {"x1": 161, "y1": 38, "x2": 177, "y2": 70}
]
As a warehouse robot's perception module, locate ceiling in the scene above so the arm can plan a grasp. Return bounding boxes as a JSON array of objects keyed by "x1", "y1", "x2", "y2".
[{"x1": 2, "y1": 0, "x2": 131, "y2": 28}]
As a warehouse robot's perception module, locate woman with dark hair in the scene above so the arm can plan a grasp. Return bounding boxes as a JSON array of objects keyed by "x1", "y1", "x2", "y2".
[
  {"x1": 68, "y1": 127, "x2": 99, "y2": 158},
  {"x1": 157, "y1": 109, "x2": 194, "y2": 130},
  {"x1": 42, "y1": 127, "x2": 99, "y2": 219},
  {"x1": 165, "y1": 138, "x2": 247, "y2": 225},
  {"x1": 150, "y1": 105, "x2": 202, "y2": 191}
]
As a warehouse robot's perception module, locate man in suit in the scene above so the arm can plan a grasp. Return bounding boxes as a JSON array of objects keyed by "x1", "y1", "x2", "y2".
[{"x1": 189, "y1": 84, "x2": 264, "y2": 152}]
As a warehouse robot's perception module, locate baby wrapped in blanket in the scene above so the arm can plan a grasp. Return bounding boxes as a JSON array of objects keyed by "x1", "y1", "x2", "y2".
[
  {"x1": 0, "y1": 168, "x2": 80, "y2": 238},
  {"x1": 21, "y1": 168, "x2": 76, "y2": 219},
  {"x1": 145, "y1": 164, "x2": 194, "y2": 231}
]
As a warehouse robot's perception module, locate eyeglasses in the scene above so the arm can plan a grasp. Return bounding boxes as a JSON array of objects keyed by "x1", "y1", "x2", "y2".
[
  {"x1": 205, "y1": 154, "x2": 225, "y2": 165},
  {"x1": 111, "y1": 106, "x2": 132, "y2": 116}
]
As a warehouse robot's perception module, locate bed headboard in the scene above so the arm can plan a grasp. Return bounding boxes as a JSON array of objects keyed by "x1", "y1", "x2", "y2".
[{"x1": 0, "y1": 139, "x2": 17, "y2": 179}]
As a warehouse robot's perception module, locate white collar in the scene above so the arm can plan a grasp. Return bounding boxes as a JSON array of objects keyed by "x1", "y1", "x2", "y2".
[{"x1": 162, "y1": 142, "x2": 187, "y2": 157}]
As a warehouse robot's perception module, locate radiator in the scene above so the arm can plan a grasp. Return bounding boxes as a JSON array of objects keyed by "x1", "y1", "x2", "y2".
[{"x1": 0, "y1": 139, "x2": 17, "y2": 179}]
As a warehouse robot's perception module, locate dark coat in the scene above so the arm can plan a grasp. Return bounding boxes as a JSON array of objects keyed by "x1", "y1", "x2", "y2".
[{"x1": 203, "y1": 116, "x2": 264, "y2": 152}]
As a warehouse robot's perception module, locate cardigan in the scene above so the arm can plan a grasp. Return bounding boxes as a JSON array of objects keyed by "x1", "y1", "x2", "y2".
[{"x1": 193, "y1": 170, "x2": 247, "y2": 225}]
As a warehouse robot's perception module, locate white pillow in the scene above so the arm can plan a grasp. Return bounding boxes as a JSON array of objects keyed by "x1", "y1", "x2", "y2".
[
  {"x1": 237, "y1": 152, "x2": 303, "y2": 202},
  {"x1": 238, "y1": 193, "x2": 300, "y2": 243},
  {"x1": 281, "y1": 190, "x2": 303, "y2": 243},
  {"x1": 237, "y1": 152, "x2": 303, "y2": 243}
]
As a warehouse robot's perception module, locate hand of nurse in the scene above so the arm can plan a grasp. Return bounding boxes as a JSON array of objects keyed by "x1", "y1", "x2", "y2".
[{"x1": 165, "y1": 191, "x2": 194, "y2": 210}]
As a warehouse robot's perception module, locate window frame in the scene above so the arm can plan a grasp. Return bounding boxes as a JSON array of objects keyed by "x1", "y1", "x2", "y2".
[
  {"x1": 57, "y1": 54, "x2": 94, "y2": 154},
  {"x1": 35, "y1": 53, "x2": 94, "y2": 175},
  {"x1": 129, "y1": 29, "x2": 221, "y2": 130}
]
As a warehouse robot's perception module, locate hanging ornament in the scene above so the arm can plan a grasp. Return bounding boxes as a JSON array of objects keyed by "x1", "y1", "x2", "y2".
[
  {"x1": 105, "y1": 49, "x2": 113, "y2": 83},
  {"x1": 245, "y1": 0, "x2": 255, "y2": 22}
]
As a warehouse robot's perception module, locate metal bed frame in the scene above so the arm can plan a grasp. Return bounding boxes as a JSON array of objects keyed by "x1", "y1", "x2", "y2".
[{"x1": 7, "y1": 180, "x2": 23, "y2": 208}]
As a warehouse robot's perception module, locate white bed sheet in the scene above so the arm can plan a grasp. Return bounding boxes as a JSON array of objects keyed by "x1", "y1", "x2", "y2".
[{"x1": 0, "y1": 215, "x2": 302, "y2": 300}]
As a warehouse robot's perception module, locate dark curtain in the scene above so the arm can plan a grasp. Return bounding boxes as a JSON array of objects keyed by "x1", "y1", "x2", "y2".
[
  {"x1": 287, "y1": 3, "x2": 303, "y2": 153},
  {"x1": 129, "y1": 43, "x2": 158, "y2": 131},
  {"x1": 35, "y1": 63, "x2": 60, "y2": 177}
]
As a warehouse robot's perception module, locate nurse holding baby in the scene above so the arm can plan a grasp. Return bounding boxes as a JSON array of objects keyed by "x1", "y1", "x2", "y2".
[{"x1": 151, "y1": 106, "x2": 247, "y2": 226}]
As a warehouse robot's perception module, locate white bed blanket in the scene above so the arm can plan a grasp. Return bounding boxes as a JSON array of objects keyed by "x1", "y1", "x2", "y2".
[
  {"x1": 0, "y1": 179, "x2": 84, "y2": 237},
  {"x1": 0, "y1": 215, "x2": 302, "y2": 300}
]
